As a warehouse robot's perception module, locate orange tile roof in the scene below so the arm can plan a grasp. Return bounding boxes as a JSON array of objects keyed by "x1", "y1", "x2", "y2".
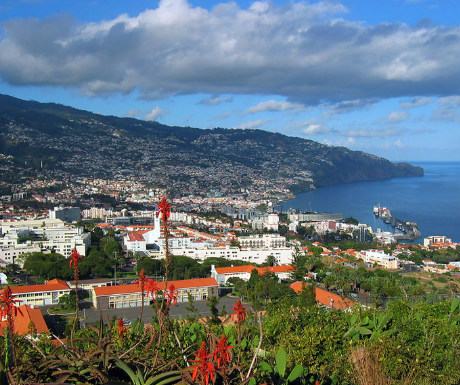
[
  {"x1": 290, "y1": 282, "x2": 355, "y2": 310},
  {"x1": 0, "y1": 305, "x2": 49, "y2": 336},
  {"x1": 127, "y1": 231, "x2": 148, "y2": 242},
  {"x1": 7, "y1": 279, "x2": 70, "y2": 295},
  {"x1": 94, "y1": 277, "x2": 218, "y2": 297}
]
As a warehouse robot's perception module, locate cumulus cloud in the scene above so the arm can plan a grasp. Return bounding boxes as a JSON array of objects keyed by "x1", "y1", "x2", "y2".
[
  {"x1": 246, "y1": 99, "x2": 304, "y2": 114},
  {"x1": 0, "y1": 0, "x2": 458, "y2": 105},
  {"x1": 234, "y1": 119, "x2": 270, "y2": 129},
  {"x1": 387, "y1": 111, "x2": 409, "y2": 123},
  {"x1": 399, "y1": 96, "x2": 433, "y2": 108},
  {"x1": 145, "y1": 106, "x2": 167, "y2": 121}
]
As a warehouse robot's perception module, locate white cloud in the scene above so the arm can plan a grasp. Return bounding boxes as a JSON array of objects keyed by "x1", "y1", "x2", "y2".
[
  {"x1": 234, "y1": 119, "x2": 270, "y2": 129},
  {"x1": 431, "y1": 95, "x2": 460, "y2": 121},
  {"x1": 387, "y1": 111, "x2": 409, "y2": 124},
  {"x1": 395, "y1": 139, "x2": 405, "y2": 148},
  {"x1": 145, "y1": 106, "x2": 167, "y2": 121},
  {"x1": 199, "y1": 96, "x2": 232, "y2": 105},
  {"x1": 341, "y1": 127, "x2": 404, "y2": 138},
  {"x1": 399, "y1": 97, "x2": 433, "y2": 108},
  {"x1": 0, "y1": 0, "x2": 457, "y2": 105},
  {"x1": 438, "y1": 96, "x2": 460, "y2": 107},
  {"x1": 246, "y1": 99, "x2": 304, "y2": 114}
]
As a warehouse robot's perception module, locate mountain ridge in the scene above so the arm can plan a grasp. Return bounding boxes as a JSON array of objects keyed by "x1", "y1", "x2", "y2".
[{"x1": 0, "y1": 93, "x2": 423, "y2": 197}]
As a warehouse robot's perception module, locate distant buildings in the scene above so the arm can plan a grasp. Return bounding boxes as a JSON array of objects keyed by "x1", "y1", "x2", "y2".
[
  {"x1": 0, "y1": 218, "x2": 91, "y2": 263},
  {"x1": 49, "y1": 206, "x2": 81, "y2": 223}
]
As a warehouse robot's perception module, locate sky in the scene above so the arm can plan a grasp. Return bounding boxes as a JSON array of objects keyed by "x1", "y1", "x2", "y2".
[{"x1": 0, "y1": 0, "x2": 459, "y2": 161}]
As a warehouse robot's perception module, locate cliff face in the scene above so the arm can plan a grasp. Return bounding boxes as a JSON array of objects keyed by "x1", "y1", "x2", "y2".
[{"x1": 0, "y1": 94, "x2": 423, "y2": 194}]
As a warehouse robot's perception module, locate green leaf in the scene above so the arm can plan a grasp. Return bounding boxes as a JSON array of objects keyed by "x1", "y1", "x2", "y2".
[
  {"x1": 275, "y1": 349, "x2": 287, "y2": 377},
  {"x1": 145, "y1": 371, "x2": 183, "y2": 385},
  {"x1": 287, "y1": 365, "x2": 303, "y2": 382},
  {"x1": 260, "y1": 361, "x2": 273, "y2": 373},
  {"x1": 115, "y1": 360, "x2": 139, "y2": 385},
  {"x1": 350, "y1": 314, "x2": 358, "y2": 326},
  {"x1": 248, "y1": 378, "x2": 257, "y2": 385},
  {"x1": 450, "y1": 298, "x2": 460, "y2": 314},
  {"x1": 241, "y1": 338, "x2": 247, "y2": 349},
  {"x1": 358, "y1": 327, "x2": 373, "y2": 335},
  {"x1": 224, "y1": 324, "x2": 234, "y2": 336}
]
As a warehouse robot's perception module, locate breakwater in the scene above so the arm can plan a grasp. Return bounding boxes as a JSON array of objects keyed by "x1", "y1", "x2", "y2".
[{"x1": 374, "y1": 206, "x2": 421, "y2": 240}]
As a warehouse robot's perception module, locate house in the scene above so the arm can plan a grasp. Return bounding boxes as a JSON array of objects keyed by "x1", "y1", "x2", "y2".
[
  {"x1": 6, "y1": 279, "x2": 71, "y2": 306},
  {"x1": 92, "y1": 277, "x2": 219, "y2": 310},
  {"x1": 0, "y1": 304, "x2": 49, "y2": 336},
  {"x1": 210, "y1": 264, "x2": 295, "y2": 285},
  {"x1": 290, "y1": 281, "x2": 355, "y2": 311}
]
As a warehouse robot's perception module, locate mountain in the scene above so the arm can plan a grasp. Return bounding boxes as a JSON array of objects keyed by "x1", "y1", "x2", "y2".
[{"x1": 0, "y1": 94, "x2": 423, "y2": 197}]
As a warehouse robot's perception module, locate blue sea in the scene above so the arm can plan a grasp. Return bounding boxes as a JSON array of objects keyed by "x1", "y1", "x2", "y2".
[{"x1": 278, "y1": 161, "x2": 460, "y2": 244}]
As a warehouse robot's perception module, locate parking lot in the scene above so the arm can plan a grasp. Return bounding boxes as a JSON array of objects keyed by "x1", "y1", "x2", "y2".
[{"x1": 44, "y1": 295, "x2": 246, "y2": 328}]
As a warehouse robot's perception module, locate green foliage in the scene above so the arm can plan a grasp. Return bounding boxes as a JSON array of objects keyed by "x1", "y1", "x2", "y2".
[
  {"x1": 23, "y1": 252, "x2": 73, "y2": 280},
  {"x1": 115, "y1": 360, "x2": 182, "y2": 385},
  {"x1": 259, "y1": 348, "x2": 304, "y2": 384}
]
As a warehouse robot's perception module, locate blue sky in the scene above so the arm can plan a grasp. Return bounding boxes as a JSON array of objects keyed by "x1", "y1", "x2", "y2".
[{"x1": 0, "y1": 0, "x2": 459, "y2": 161}]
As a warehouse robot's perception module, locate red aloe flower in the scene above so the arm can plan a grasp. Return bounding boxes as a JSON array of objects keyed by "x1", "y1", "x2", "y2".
[
  {"x1": 69, "y1": 247, "x2": 83, "y2": 268},
  {"x1": 117, "y1": 317, "x2": 126, "y2": 336},
  {"x1": 135, "y1": 269, "x2": 148, "y2": 288},
  {"x1": 136, "y1": 270, "x2": 149, "y2": 320},
  {"x1": 0, "y1": 286, "x2": 23, "y2": 334},
  {"x1": 145, "y1": 278, "x2": 159, "y2": 299},
  {"x1": 213, "y1": 334, "x2": 233, "y2": 369},
  {"x1": 231, "y1": 299, "x2": 246, "y2": 326},
  {"x1": 191, "y1": 341, "x2": 215, "y2": 385},
  {"x1": 166, "y1": 284, "x2": 178, "y2": 307},
  {"x1": 157, "y1": 197, "x2": 172, "y2": 222}
]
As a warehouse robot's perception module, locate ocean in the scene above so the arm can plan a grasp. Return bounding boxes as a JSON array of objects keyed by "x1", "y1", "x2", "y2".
[{"x1": 278, "y1": 161, "x2": 460, "y2": 243}]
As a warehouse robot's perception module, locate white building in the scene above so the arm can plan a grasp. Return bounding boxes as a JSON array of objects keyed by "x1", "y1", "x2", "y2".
[
  {"x1": 49, "y1": 206, "x2": 81, "y2": 223},
  {"x1": 356, "y1": 249, "x2": 399, "y2": 269},
  {"x1": 238, "y1": 234, "x2": 286, "y2": 248},
  {"x1": 424, "y1": 235, "x2": 453, "y2": 247},
  {"x1": 0, "y1": 244, "x2": 41, "y2": 268},
  {"x1": 170, "y1": 245, "x2": 295, "y2": 265},
  {"x1": 0, "y1": 219, "x2": 90, "y2": 258},
  {"x1": 210, "y1": 264, "x2": 295, "y2": 285}
]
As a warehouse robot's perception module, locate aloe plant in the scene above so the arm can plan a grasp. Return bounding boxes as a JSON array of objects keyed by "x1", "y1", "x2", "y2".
[
  {"x1": 257, "y1": 348, "x2": 304, "y2": 385},
  {"x1": 344, "y1": 312, "x2": 395, "y2": 341},
  {"x1": 115, "y1": 360, "x2": 182, "y2": 385}
]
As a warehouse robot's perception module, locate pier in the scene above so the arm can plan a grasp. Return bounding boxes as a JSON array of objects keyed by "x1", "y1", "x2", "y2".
[{"x1": 373, "y1": 205, "x2": 421, "y2": 240}]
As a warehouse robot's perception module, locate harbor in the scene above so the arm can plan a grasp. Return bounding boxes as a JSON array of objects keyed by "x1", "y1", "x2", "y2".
[{"x1": 373, "y1": 205, "x2": 421, "y2": 240}]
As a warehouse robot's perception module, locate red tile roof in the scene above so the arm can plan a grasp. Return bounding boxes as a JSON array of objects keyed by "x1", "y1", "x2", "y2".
[
  {"x1": 94, "y1": 277, "x2": 218, "y2": 297},
  {"x1": 7, "y1": 279, "x2": 70, "y2": 295},
  {"x1": 290, "y1": 282, "x2": 355, "y2": 310},
  {"x1": 0, "y1": 305, "x2": 49, "y2": 336}
]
